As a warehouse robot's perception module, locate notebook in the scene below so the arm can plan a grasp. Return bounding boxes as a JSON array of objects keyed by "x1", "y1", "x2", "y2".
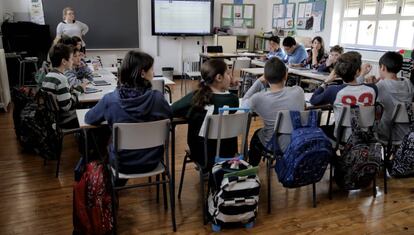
[
  {"x1": 85, "y1": 87, "x2": 102, "y2": 94},
  {"x1": 91, "y1": 80, "x2": 111, "y2": 86}
]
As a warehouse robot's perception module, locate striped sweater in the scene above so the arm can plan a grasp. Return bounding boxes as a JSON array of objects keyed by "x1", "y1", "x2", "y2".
[{"x1": 41, "y1": 70, "x2": 80, "y2": 125}]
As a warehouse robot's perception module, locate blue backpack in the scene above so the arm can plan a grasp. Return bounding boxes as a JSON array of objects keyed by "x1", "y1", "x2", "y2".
[{"x1": 273, "y1": 110, "x2": 333, "y2": 188}]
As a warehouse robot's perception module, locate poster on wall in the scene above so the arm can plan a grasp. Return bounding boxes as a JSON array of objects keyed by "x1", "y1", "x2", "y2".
[
  {"x1": 296, "y1": 1, "x2": 325, "y2": 31},
  {"x1": 30, "y1": 0, "x2": 45, "y2": 24}
]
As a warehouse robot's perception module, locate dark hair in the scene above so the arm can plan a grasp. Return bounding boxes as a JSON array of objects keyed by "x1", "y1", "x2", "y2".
[
  {"x1": 192, "y1": 59, "x2": 227, "y2": 109},
  {"x1": 72, "y1": 36, "x2": 82, "y2": 43},
  {"x1": 119, "y1": 51, "x2": 153, "y2": 89},
  {"x1": 269, "y1": 36, "x2": 280, "y2": 45},
  {"x1": 73, "y1": 47, "x2": 80, "y2": 54},
  {"x1": 330, "y1": 45, "x2": 344, "y2": 54},
  {"x1": 311, "y1": 36, "x2": 326, "y2": 61},
  {"x1": 58, "y1": 35, "x2": 77, "y2": 47},
  {"x1": 264, "y1": 57, "x2": 287, "y2": 84},
  {"x1": 282, "y1": 36, "x2": 296, "y2": 47},
  {"x1": 334, "y1": 51, "x2": 362, "y2": 83},
  {"x1": 49, "y1": 43, "x2": 73, "y2": 68},
  {"x1": 379, "y1": 51, "x2": 403, "y2": 74}
]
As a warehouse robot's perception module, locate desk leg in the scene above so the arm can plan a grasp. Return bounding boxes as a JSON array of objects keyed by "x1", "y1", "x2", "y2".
[
  {"x1": 170, "y1": 124, "x2": 177, "y2": 231},
  {"x1": 83, "y1": 129, "x2": 88, "y2": 162}
]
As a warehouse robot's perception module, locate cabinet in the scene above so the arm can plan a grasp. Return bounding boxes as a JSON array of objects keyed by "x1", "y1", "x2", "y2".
[
  {"x1": 214, "y1": 35, "x2": 250, "y2": 53},
  {"x1": 253, "y1": 35, "x2": 271, "y2": 53}
]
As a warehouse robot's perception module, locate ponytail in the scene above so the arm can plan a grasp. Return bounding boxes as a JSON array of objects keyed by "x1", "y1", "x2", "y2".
[{"x1": 192, "y1": 81, "x2": 213, "y2": 110}]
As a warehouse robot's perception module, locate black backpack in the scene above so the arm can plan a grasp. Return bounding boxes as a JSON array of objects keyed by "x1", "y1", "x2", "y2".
[
  {"x1": 334, "y1": 106, "x2": 382, "y2": 190},
  {"x1": 389, "y1": 103, "x2": 414, "y2": 177}
]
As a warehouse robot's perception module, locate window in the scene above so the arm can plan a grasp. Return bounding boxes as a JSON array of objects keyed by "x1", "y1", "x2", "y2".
[{"x1": 340, "y1": 0, "x2": 414, "y2": 49}]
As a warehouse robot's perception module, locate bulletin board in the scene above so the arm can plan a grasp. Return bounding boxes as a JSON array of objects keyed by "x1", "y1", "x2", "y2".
[
  {"x1": 296, "y1": 0, "x2": 326, "y2": 32},
  {"x1": 221, "y1": 4, "x2": 255, "y2": 28},
  {"x1": 272, "y1": 3, "x2": 296, "y2": 30}
]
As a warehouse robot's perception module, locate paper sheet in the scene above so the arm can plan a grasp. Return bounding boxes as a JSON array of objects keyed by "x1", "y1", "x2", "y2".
[
  {"x1": 277, "y1": 19, "x2": 285, "y2": 28},
  {"x1": 286, "y1": 4, "x2": 294, "y2": 18},
  {"x1": 222, "y1": 5, "x2": 232, "y2": 18},
  {"x1": 234, "y1": 5, "x2": 243, "y2": 18},
  {"x1": 314, "y1": 14, "x2": 322, "y2": 32},
  {"x1": 298, "y1": 3, "x2": 306, "y2": 18},
  {"x1": 273, "y1": 5, "x2": 284, "y2": 18},
  {"x1": 234, "y1": 19, "x2": 244, "y2": 27},
  {"x1": 244, "y1": 5, "x2": 254, "y2": 19},
  {"x1": 305, "y1": 3, "x2": 313, "y2": 17}
]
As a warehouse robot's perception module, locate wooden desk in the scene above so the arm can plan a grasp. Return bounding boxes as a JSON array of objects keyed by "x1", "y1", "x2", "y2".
[{"x1": 239, "y1": 67, "x2": 329, "y2": 82}]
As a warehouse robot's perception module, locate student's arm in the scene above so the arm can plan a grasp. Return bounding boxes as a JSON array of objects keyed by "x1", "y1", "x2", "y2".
[
  {"x1": 54, "y1": 23, "x2": 63, "y2": 44},
  {"x1": 65, "y1": 70, "x2": 82, "y2": 87},
  {"x1": 56, "y1": 82, "x2": 78, "y2": 112},
  {"x1": 152, "y1": 91, "x2": 173, "y2": 119},
  {"x1": 243, "y1": 77, "x2": 266, "y2": 100},
  {"x1": 171, "y1": 92, "x2": 193, "y2": 118},
  {"x1": 85, "y1": 96, "x2": 106, "y2": 125},
  {"x1": 78, "y1": 21, "x2": 89, "y2": 36},
  {"x1": 310, "y1": 86, "x2": 338, "y2": 106},
  {"x1": 83, "y1": 65, "x2": 94, "y2": 81}
]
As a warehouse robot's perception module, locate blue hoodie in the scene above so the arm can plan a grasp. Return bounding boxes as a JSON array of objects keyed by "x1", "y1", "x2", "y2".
[{"x1": 85, "y1": 86, "x2": 172, "y2": 174}]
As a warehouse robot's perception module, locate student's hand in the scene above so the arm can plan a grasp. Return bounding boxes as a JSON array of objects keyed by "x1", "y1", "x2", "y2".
[
  {"x1": 312, "y1": 47, "x2": 318, "y2": 56},
  {"x1": 325, "y1": 70, "x2": 338, "y2": 83},
  {"x1": 364, "y1": 75, "x2": 379, "y2": 84},
  {"x1": 258, "y1": 75, "x2": 267, "y2": 84},
  {"x1": 360, "y1": 63, "x2": 372, "y2": 77},
  {"x1": 80, "y1": 82, "x2": 88, "y2": 91},
  {"x1": 325, "y1": 55, "x2": 334, "y2": 67}
]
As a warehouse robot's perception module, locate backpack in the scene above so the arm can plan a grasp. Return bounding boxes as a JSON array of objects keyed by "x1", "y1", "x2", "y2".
[
  {"x1": 334, "y1": 106, "x2": 382, "y2": 190},
  {"x1": 389, "y1": 103, "x2": 414, "y2": 177},
  {"x1": 73, "y1": 160, "x2": 115, "y2": 235},
  {"x1": 18, "y1": 89, "x2": 63, "y2": 160},
  {"x1": 273, "y1": 110, "x2": 332, "y2": 188},
  {"x1": 12, "y1": 86, "x2": 37, "y2": 145},
  {"x1": 208, "y1": 158, "x2": 260, "y2": 227}
]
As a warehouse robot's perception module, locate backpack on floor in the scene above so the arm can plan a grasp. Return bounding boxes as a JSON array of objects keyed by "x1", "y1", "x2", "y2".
[
  {"x1": 73, "y1": 160, "x2": 115, "y2": 235},
  {"x1": 208, "y1": 158, "x2": 260, "y2": 226},
  {"x1": 334, "y1": 106, "x2": 382, "y2": 190},
  {"x1": 12, "y1": 86, "x2": 37, "y2": 148},
  {"x1": 273, "y1": 110, "x2": 332, "y2": 188},
  {"x1": 389, "y1": 103, "x2": 414, "y2": 177}
]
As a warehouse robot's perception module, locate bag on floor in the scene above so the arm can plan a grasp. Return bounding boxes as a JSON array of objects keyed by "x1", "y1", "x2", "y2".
[
  {"x1": 12, "y1": 86, "x2": 37, "y2": 147},
  {"x1": 389, "y1": 103, "x2": 414, "y2": 177},
  {"x1": 334, "y1": 106, "x2": 382, "y2": 190},
  {"x1": 73, "y1": 160, "x2": 115, "y2": 235},
  {"x1": 208, "y1": 158, "x2": 260, "y2": 226},
  {"x1": 273, "y1": 110, "x2": 332, "y2": 188}
]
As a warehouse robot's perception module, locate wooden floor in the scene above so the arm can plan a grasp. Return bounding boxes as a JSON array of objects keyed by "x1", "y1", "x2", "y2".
[{"x1": 1, "y1": 80, "x2": 414, "y2": 234}]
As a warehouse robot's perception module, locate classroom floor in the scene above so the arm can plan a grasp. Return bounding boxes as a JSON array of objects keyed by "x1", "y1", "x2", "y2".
[{"x1": 1, "y1": 80, "x2": 414, "y2": 234}]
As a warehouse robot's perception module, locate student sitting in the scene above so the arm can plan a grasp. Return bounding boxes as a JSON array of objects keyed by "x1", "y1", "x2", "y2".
[
  {"x1": 242, "y1": 57, "x2": 305, "y2": 166},
  {"x1": 310, "y1": 51, "x2": 377, "y2": 138},
  {"x1": 172, "y1": 59, "x2": 239, "y2": 170},
  {"x1": 85, "y1": 51, "x2": 172, "y2": 175},
  {"x1": 72, "y1": 36, "x2": 86, "y2": 55},
  {"x1": 262, "y1": 36, "x2": 286, "y2": 61},
  {"x1": 302, "y1": 36, "x2": 328, "y2": 69},
  {"x1": 64, "y1": 47, "x2": 93, "y2": 89},
  {"x1": 282, "y1": 36, "x2": 308, "y2": 66},
  {"x1": 42, "y1": 43, "x2": 84, "y2": 129},
  {"x1": 318, "y1": 45, "x2": 343, "y2": 73},
  {"x1": 374, "y1": 51, "x2": 414, "y2": 141}
]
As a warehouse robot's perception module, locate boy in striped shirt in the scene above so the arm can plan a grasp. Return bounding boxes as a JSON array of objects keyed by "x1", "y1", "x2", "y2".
[{"x1": 42, "y1": 43, "x2": 85, "y2": 128}]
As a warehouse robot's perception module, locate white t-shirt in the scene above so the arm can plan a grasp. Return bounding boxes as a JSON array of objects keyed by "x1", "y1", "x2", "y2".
[{"x1": 56, "y1": 20, "x2": 89, "y2": 46}]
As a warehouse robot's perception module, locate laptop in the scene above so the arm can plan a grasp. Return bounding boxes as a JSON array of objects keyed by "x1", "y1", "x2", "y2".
[{"x1": 91, "y1": 80, "x2": 111, "y2": 86}]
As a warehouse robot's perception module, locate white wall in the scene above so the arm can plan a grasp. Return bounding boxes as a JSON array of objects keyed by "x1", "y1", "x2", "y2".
[{"x1": 0, "y1": 0, "x2": 4, "y2": 49}]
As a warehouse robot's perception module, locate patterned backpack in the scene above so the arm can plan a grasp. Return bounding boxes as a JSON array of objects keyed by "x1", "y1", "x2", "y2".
[
  {"x1": 334, "y1": 106, "x2": 382, "y2": 190},
  {"x1": 389, "y1": 103, "x2": 414, "y2": 177},
  {"x1": 273, "y1": 110, "x2": 333, "y2": 188}
]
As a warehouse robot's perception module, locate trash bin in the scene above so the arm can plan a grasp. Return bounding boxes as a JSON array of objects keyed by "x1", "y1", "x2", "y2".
[{"x1": 162, "y1": 67, "x2": 174, "y2": 80}]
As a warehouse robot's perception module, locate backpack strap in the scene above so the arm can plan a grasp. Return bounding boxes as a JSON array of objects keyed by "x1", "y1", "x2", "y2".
[
  {"x1": 350, "y1": 106, "x2": 363, "y2": 134},
  {"x1": 289, "y1": 110, "x2": 303, "y2": 130},
  {"x1": 405, "y1": 102, "x2": 414, "y2": 131},
  {"x1": 306, "y1": 110, "x2": 319, "y2": 128}
]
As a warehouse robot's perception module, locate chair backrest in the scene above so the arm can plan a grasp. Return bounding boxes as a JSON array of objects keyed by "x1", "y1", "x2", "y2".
[
  {"x1": 151, "y1": 79, "x2": 165, "y2": 94},
  {"x1": 207, "y1": 46, "x2": 223, "y2": 53},
  {"x1": 113, "y1": 119, "x2": 170, "y2": 151},
  {"x1": 232, "y1": 58, "x2": 251, "y2": 71},
  {"x1": 204, "y1": 111, "x2": 251, "y2": 157},
  {"x1": 273, "y1": 110, "x2": 321, "y2": 134},
  {"x1": 337, "y1": 106, "x2": 376, "y2": 128},
  {"x1": 391, "y1": 103, "x2": 414, "y2": 124}
]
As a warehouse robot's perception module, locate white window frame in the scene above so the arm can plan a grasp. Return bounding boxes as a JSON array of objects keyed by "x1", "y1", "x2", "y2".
[{"x1": 339, "y1": 0, "x2": 414, "y2": 50}]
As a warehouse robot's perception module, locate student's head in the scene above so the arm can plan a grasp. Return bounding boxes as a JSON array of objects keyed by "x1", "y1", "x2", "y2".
[
  {"x1": 329, "y1": 45, "x2": 344, "y2": 64},
  {"x1": 72, "y1": 48, "x2": 81, "y2": 67},
  {"x1": 282, "y1": 36, "x2": 297, "y2": 54},
  {"x1": 269, "y1": 36, "x2": 281, "y2": 52},
  {"x1": 192, "y1": 59, "x2": 231, "y2": 109},
  {"x1": 311, "y1": 36, "x2": 325, "y2": 54},
  {"x1": 334, "y1": 51, "x2": 362, "y2": 83},
  {"x1": 49, "y1": 43, "x2": 73, "y2": 69},
  {"x1": 379, "y1": 51, "x2": 403, "y2": 76},
  {"x1": 264, "y1": 57, "x2": 287, "y2": 84},
  {"x1": 119, "y1": 51, "x2": 154, "y2": 89},
  {"x1": 72, "y1": 36, "x2": 82, "y2": 50},
  {"x1": 62, "y1": 7, "x2": 75, "y2": 22},
  {"x1": 58, "y1": 35, "x2": 77, "y2": 47}
]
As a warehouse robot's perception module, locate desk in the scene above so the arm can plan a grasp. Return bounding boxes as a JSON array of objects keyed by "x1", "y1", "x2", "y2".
[{"x1": 251, "y1": 59, "x2": 265, "y2": 67}]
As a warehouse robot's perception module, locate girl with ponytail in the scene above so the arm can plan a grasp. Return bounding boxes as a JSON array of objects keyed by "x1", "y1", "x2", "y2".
[{"x1": 172, "y1": 59, "x2": 239, "y2": 170}]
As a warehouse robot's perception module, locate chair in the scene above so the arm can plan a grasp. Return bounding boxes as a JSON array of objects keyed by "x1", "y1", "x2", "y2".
[
  {"x1": 111, "y1": 119, "x2": 176, "y2": 232},
  {"x1": 177, "y1": 109, "x2": 252, "y2": 224},
  {"x1": 379, "y1": 102, "x2": 414, "y2": 194},
  {"x1": 232, "y1": 58, "x2": 251, "y2": 96},
  {"x1": 264, "y1": 110, "x2": 322, "y2": 213},
  {"x1": 182, "y1": 61, "x2": 201, "y2": 95},
  {"x1": 18, "y1": 55, "x2": 38, "y2": 86},
  {"x1": 41, "y1": 90, "x2": 81, "y2": 177},
  {"x1": 329, "y1": 105, "x2": 379, "y2": 199},
  {"x1": 151, "y1": 78, "x2": 172, "y2": 103}
]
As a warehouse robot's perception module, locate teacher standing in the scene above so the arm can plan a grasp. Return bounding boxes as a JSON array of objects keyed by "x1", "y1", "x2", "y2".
[{"x1": 54, "y1": 7, "x2": 89, "y2": 47}]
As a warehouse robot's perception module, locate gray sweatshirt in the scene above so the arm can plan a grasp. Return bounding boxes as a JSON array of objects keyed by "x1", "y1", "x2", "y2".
[
  {"x1": 242, "y1": 79, "x2": 305, "y2": 150},
  {"x1": 376, "y1": 78, "x2": 414, "y2": 141}
]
